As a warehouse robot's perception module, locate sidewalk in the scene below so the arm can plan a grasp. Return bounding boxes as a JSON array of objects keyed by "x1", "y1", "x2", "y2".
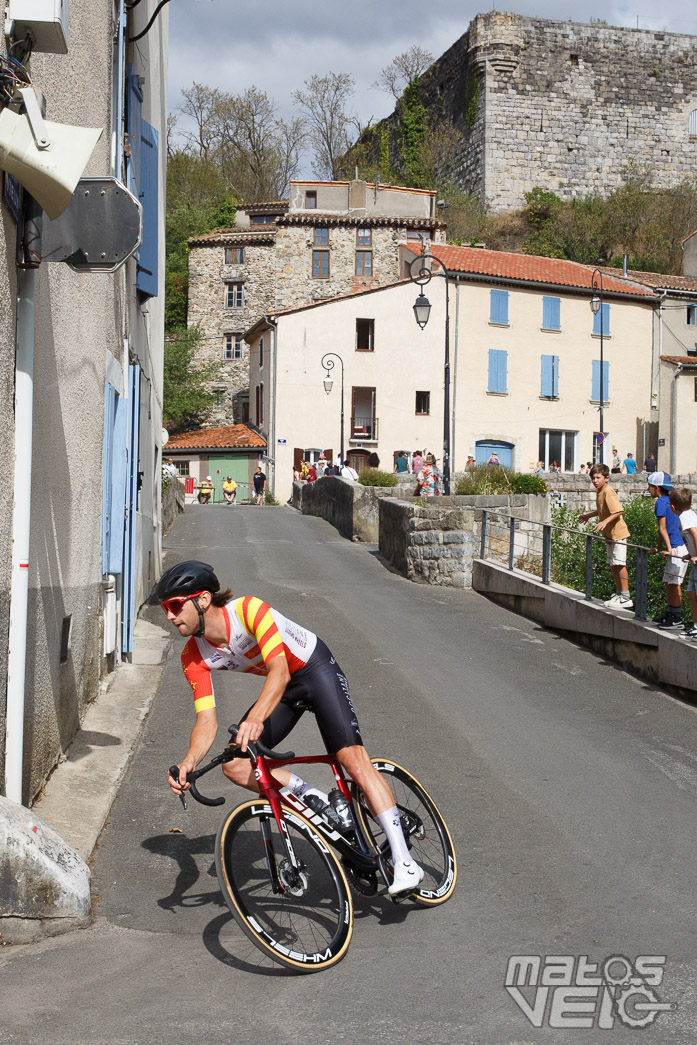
[{"x1": 32, "y1": 617, "x2": 172, "y2": 864}]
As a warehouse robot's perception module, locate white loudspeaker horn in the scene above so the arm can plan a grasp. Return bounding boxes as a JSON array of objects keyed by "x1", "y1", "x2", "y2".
[{"x1": 0, "y1": 107, "x2": 102, "y2": 221}]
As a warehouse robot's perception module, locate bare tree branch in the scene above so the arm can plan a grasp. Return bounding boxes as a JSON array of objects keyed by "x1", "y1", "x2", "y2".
[{"x1": 372, "y1": 46, "x2": 434, "y2": 99}]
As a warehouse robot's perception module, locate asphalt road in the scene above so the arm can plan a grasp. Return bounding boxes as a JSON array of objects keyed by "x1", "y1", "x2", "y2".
[{"x1": 2, "y1": 503, "x2": 697, "y2": 1044}]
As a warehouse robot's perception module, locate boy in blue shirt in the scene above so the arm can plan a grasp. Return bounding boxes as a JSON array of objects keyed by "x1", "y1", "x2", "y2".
[{"x1": 648, "y1": 472, "x2": 688, "y2": 629}]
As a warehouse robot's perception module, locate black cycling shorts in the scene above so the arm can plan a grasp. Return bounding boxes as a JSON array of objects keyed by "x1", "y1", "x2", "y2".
[{"x1": 240, "y1": 639, "x2": 363, "y2": 754}]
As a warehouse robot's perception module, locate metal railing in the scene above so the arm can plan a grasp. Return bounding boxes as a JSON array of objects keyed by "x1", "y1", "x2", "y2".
[
  {"x1": 479, "y1": 509, "x2": 651, "y2": 621},
  {"x1": 350, "y1": 415, "x2": 379, "y2": 440}
]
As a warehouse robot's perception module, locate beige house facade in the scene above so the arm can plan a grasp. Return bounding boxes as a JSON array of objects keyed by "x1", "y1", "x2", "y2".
[
  {"x1": 246, "y1": 246, "x2": 659, "y2": 503},
  {"x1": 186, "y1": 180, "x2": 446, "y2": 425}
]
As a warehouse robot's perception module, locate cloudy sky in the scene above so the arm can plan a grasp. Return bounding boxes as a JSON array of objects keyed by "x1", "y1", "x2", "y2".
[{"x1": 168, "y1": 0, "x2": 697, "y2": 175}]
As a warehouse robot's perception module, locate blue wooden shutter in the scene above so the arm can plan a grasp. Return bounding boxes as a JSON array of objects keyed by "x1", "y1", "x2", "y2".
[
  {"x1": 488, "y1": 349, "x2": 507, "y2": 393},
  {"x1": 541, "y1": 354, "x2": 559, "y2": 397},
  {"x1": 592, "y1": 360, "x2": 610, "y2": 401},
  {"x1": 490, "y1": 289, "x2": 509, "y2": 324},
  {"x1": 592, "y1": 302, "x2": 610, "y2": 336},
  {"x1": 136, "y1": 119, "x2": 159, "y2": 298},
  {"x1": 122, "y1": 364, "x2": 141, "y2": 654},
  {"x1": 542, "y1": 296, "x2": 560, "y2": 330}
]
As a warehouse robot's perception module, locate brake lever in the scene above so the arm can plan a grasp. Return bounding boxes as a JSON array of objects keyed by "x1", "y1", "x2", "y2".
[{"x1": 169, "y1": 764, "x2": 187, "y2": 810}]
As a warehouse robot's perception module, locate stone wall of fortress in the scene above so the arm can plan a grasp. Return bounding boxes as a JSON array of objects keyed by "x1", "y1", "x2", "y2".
[{"x1": 374, "y1": 12, "x2": 697, "y2": 213}]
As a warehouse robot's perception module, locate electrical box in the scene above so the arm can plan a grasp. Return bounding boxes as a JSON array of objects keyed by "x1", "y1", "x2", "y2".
[{"x1": 7, "y1": 0, "x2": 69, "y2": 54}]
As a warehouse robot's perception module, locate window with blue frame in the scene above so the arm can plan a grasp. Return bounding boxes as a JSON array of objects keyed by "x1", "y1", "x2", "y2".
[
  {"x1": 126, "y1": 67, "x2": 159, "y2": 299},
  {"x1": 542, "y1": 296, "x2": 561, "y2": 330},
  {"x1": 591, "y1": 360, "x2": 610, "y2": 402},
  {"x1": 687, "y1": 305, "x2": 697, "y2": 326},
  {"x1": 490, "y1": 289, "x2": 509, "y2": 325},
  {"x1": 540, "y1": 355, "x2": 559, "y2": 398},
  {"x1": 592, "y1": 303, "x2": 610, "y2": 336},
  {"x1": 488, "y1": 349, "x2": 508, "y2": 393}
]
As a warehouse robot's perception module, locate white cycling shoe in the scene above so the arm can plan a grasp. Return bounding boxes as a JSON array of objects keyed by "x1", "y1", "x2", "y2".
[{"x1": 388, "y1": 859, "x2": 424, "y2": 896}]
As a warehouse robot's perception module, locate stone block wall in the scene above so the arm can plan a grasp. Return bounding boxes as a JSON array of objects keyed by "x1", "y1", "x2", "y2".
[{"x1": 366, "y1": 11, "x2": 697, "y2": 212}]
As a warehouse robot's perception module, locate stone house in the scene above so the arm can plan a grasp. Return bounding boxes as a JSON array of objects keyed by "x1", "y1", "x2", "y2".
[
  {"x1": 0, "y1": 2, "x2": 168, "y2": 803},
  {"x1": 244, "y1": 245, "x2": 659, "y2": 503},
  {"x1": 186, "y1": 179, "x2": 447, "y2": 425}
]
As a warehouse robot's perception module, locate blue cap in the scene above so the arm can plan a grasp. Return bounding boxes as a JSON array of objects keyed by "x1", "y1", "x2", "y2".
[{"x1": 648, "y1": 471, "x2": 673, "y2": 489}]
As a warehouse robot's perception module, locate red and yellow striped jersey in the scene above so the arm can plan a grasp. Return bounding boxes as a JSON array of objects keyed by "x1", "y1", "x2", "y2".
[{"x1": 181, "y1": 597, "x2": 317, "y2": 713}]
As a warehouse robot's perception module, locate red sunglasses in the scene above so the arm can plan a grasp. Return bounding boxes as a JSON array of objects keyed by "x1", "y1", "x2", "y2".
[{"x1": 161, "y1": 592, "x2": 205, "y2": 616}]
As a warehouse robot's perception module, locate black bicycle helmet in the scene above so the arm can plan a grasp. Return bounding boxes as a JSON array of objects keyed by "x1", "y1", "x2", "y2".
[{"x1": 156, "y1": 560, "x2": 220, "y2": 602}]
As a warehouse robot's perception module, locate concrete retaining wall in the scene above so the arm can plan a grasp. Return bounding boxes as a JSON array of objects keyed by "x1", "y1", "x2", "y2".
[{"x1": 473, "y1": 559, "x2": 697, "y2": 698}]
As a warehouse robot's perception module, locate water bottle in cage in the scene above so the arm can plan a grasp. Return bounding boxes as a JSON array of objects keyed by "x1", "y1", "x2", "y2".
[{"x1": 328, "y1": 789, "x2": 356, "y2": 834}]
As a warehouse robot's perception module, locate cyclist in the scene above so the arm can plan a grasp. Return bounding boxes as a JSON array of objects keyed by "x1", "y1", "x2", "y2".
[{"x1": 161, "y1": 560, "x2": 424, "y2": 895}]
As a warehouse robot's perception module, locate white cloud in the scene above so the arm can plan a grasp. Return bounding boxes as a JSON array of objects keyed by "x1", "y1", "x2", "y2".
[{"x1": 167, "y1": 0, "x2": 697, "y2": 176}]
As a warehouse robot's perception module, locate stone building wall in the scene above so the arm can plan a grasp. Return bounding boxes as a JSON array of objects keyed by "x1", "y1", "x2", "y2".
[
  {"x1": 187, "y1": 205, "x2": 446, "y2": 425},
  {"x1": 367, "y1": 12, "x2": 697, "y2": 213},
  {"x1": 187, "y1": 238, "x2": 277, "y2": 425}
]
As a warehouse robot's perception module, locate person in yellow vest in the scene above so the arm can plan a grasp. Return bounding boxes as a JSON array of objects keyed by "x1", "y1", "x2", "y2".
[
  {"x1": 197, "y1": 476, "x2": 214, "y2": 504},
  {"x1": 222, "y1": 476, "x2": 237, "y2": 505}
]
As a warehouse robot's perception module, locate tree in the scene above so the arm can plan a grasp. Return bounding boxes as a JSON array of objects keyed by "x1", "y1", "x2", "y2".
[
  {"x1": 165, "y1": 151, "x2": 233, "y2": 332},
  {"x1": 293, "y1": 73, "x2": 357, "y2": 180},
  {"x1": 213, "y1": 87, "x2": 304, "y2": 201},
  {"x1": 163, "y1": 326, "x2": 223, "y2": 433},
  {"x1": 372, "y1": 46, "x2": 434, "y2": 99}
]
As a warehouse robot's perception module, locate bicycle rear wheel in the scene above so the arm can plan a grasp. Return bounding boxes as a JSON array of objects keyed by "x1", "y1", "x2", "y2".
[
  {"x1": 215, "y1": 799, "x2": 353, "y2": 972},
  {"x1": 352, "y1": 759, "x2": 457, "y2": 906}
]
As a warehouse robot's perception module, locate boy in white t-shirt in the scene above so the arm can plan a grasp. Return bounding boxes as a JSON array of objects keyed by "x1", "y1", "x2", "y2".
[{"x1": 669, "y1": 488, "x2": 697, "y2": 640}]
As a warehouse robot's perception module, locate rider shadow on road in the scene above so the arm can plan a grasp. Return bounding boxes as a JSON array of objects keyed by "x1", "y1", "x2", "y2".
[{"x1": 142, "y1": 831, "x2": 225, "y2": 913}]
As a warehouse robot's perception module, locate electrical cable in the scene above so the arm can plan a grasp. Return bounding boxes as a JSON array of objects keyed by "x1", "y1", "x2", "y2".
[
  {"x1": 128, "y1": 0, "x2": 173, "y2": 42},
  {"x1": 0, "y1": 55, "x2": 31, "y2": 109}
]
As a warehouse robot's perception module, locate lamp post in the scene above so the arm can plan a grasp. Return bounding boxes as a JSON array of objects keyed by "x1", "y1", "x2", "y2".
[
  {"x1": 321, "y1": 352, "x2": 344, "y2": 465},
  {"x1": 590, "y1": 269, "x2": 605, "y2": 463},
  {"x1": 408, "y1": 246, "x2": 451, "y2": 494}
]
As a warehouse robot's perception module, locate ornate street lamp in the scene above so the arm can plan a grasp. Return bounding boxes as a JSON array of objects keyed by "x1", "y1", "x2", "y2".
[
  {"x1": 321, "y1": 352, "x2": 345, "y2": 464},
  {"x1": 590, "y1": 268, "x2": 605, "y2": 462},
  {"x1": 408, "y1": 246, "x2": 451, "y2": 494}
]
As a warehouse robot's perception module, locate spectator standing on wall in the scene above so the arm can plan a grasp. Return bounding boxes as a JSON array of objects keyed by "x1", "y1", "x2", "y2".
[
  {"x1": 578, "y1": 463, "x2": 633, "y2": 610},
  {"x1": 622, "y1": 452, "x2": 637, "y2": 474},
  {"x1": 647, "y1": 472, "x2": 688, "y2": 630},
  {"x1": 669, "y1": 488, "x2": 697, "y2": 640}
]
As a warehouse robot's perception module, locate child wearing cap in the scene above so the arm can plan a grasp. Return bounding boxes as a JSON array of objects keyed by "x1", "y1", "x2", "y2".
[
  {"x1": 647, "y1": 472, "x2": 688, "y2": 629},
  {"x1": 668, "y1": 488, "x2": 697, "y2": 640},
  {"x1": 579, "y1": 463, "x2": 632, "y2": 609}
]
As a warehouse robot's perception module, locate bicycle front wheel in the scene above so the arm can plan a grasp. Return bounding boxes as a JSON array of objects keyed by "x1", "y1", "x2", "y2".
[
  {"x1": 352, "y1": 759, "x2": 457, "y2": 906},
  {"x1": 215, "y1": 799, "x2": 353, "y2": 972}
]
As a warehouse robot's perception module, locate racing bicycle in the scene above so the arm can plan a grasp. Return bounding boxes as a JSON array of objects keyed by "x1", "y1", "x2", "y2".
[{"x1": 170, "y1": 723, "x2": 457, "y2": 973}]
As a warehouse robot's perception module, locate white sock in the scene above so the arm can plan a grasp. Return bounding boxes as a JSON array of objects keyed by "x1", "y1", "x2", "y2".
[
  {"x1": 286, "y1": 773, "x2": 328, "y2": 804},
  {"x1": 375, "y1": 806, "x2": 412, "y2": 865}
]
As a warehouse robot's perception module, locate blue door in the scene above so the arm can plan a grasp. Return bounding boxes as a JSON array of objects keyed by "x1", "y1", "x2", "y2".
[{"x1": 475, "y1": 440, "x2": 514, "y2": 468}]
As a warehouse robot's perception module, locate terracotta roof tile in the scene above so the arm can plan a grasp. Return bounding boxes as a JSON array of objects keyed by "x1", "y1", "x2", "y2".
[
  {"x1": 660, "y1": 355, "x2": 697, "y2": 365},
  {"x1": 601, "y1": 268, "x2": 697, "y2": 293},
  {"x1": 188, "y1": 228, "x2": 277, "y2": 246},
  {"x1": 280, "y1": 214, "x2": 445, "y2": 229},
  {"x1": 165, "y1": 424, "x2": 267, "y2": 451},
  {"x1": 404, "y1": 244, "x2": 657, "y2": 298}
]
